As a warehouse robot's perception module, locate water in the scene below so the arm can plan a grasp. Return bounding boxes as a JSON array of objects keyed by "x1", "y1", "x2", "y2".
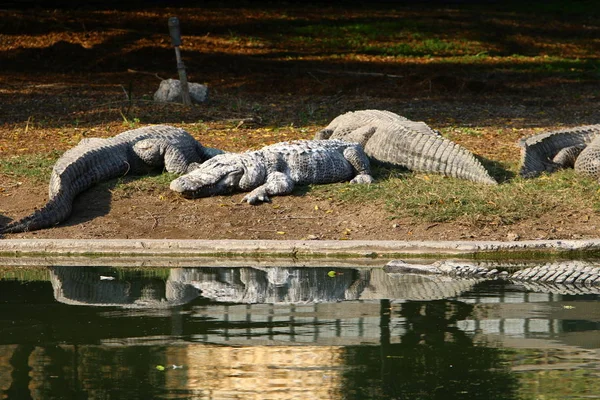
[{"x1": 1, "y1": 264, "x2": 600, "y2": 399}]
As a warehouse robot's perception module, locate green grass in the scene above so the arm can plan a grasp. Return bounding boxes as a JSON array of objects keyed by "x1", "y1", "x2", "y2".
[
  {"x1": 310, "y1": 167, "x2": 600, "y2": 226},
  {"x1": 0, "y1": 267, "x2": 171, "y2": 282},
  {"x1": 0, "y1": 267, "x2": 50, "y2": 281},
  {"x1": 0, "y1": 152, "x2": 59, "y2": 181},
  {"x1": 291, "y1": 21, "x2": 486, "y2": 57},
  {"x1": 4, "y1": 152, "x2": 600, "y2": 227},
  {"x1": 255, "y1": 2, "x2": 600, "y2": 76}
]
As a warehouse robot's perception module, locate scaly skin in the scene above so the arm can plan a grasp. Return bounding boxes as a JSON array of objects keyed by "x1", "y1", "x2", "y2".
[
  {"x1": 170, "y1": 139, "x2": 374, "y2": 204},
  {"x1": 518, "y1": 125, "x2": 600, "y2": 178},
  {"x1": 1, "y1": 125, "x2": 222, "y2": 234},
  {"x1": 316, "y1": 109, "x2": 497, "y2": 185},
  {"x1": 574, "y1": 135, "x2": 600, "y2": 180}
]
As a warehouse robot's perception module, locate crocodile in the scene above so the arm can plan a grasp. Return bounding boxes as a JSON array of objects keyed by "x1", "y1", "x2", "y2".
[
  {"x1": 385, "y1": 260, "x2": 600, "y2": 295},
  {"x1": 315, "y1": 109, "x2": 497, "y2": 185},
  {"x1": 170, "y1": 139, "x2": 374, "y2": 204},
  {"x1": 518, "y1": 124, "x2": 600, "y2": 178},
  {"x1": 1, "y1": 125, "x2": 222, "y2": 234}
]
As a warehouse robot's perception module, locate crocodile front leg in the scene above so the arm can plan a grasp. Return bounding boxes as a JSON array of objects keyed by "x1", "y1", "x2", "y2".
[
  {"x1": 343, "y1": 146, "x2": 375, "y2": 184},
  {"x1": 242, "y1": 171, "x2": 294, "y2": 204}
]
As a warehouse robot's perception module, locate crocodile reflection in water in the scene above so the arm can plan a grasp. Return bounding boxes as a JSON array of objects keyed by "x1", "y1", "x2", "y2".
[
  {"x1": 49, "y1": 266, "x2": 483, "y2": 308},
  {"x1": 49, "y1": 266, "x2": 201, "y2": 308},
  {"x1": 50, "y1": 261, "x2": 600, "y2": 308}
]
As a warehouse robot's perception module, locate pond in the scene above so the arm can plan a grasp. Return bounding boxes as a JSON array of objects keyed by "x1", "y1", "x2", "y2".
[{"x1": 1, "y1": 263, "x2": 600, "y2": 399}]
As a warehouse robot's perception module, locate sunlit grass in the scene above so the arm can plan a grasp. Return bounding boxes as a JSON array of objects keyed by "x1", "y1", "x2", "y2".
[
  {"x1": 0, "y1": 153, "x2": 58, "y2": 182},
  {"x1": 4, "y1": 150, "x2": 600, "y2": 227},
  {"x1": 310, "y1": 167, "x2": 600, "y2": 226}
]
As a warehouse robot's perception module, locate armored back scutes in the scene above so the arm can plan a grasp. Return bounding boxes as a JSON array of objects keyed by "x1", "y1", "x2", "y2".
[
  {"x1": 366, "y1": 119, "x2": 497, "y2": 184},
  {"x1": 318, "y1": 109, "x2": 497, "y2": 185}
]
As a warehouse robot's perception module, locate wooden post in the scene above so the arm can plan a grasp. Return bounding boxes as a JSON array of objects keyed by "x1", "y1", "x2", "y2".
[{"x1": 168, "y1": 17, "x2": 192, "y2": 106}]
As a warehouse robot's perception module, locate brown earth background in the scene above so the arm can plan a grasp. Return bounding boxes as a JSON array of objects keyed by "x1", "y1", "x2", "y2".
[{"x1": 1, "y1": 1, "x2": 600, "y2": 241}]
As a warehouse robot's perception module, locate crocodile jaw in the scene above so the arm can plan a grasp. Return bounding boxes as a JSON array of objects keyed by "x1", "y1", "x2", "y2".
[{"x1": 170, "y1": 165, "x2": 243, "y2": 198}]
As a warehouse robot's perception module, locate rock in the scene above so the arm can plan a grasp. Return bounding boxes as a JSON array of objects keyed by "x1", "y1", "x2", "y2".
[
  {"x1": 153, "y1": 79, "x2": 208, "y2": 104},
  {"x1": 506, "y1": 232, "x2": 520, "y2": 241}
]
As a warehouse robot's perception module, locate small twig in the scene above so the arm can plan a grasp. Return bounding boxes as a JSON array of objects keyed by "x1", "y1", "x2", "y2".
[
  {"x1": 307, "y1": 71, "x2": 324, "y2": 84},
  {"x1": 93, "y1": 99, "x2": 191, "y2": 109},
  {"x1": 314, "y1": 69, "x2": 403, "y2": 79},
  {"x1": 25, "y1": 116, "x2": 32, "y2": 133},
  {"x1": 127, "y1": 69, "x2": 165, "y2": 80},
  {"x1": 425, "y1": 223, "x2": 440, "y2": 230},
  {"x1": 121, "y1": 161, "x2": 131, "y2": 176},
  {"x1": 120, "y1": 85, "x2": 130, "y2": 100},
  {"x1": 276, "y1": 216, "x2": 319, "y2": 220},
  {"x1": 145, "y1": 210, "x2": 159, "y2": 229},
  {"x1": 223, "y1": 116, "x2": 263, "y2": 125}
]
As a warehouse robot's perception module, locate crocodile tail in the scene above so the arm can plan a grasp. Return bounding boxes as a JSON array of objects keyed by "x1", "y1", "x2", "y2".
[
  {"x1": 518, "y1": 125, "x2": 600, "y2": 178},
  {"x1": 365, "y1": 123, "x2": 497, "y2": 185},
  {"x1": 0, "y1": 194, "x2": 73, "y2": 234}
]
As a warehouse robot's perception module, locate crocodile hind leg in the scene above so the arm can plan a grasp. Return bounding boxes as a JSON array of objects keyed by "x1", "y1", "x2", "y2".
[
  {"x1": 242, "y1": 171, "x2": 294, "y2": 204},
  {"x1": 133, "y1": 138, "x2": 206, "y2": 174}
]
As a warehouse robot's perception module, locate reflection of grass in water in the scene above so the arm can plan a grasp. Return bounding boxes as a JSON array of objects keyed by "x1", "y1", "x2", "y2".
[
  {"x1": 512, "y1": 348, "x2": 600, "y2": 399},
  {"x1": 0, "y1": 267, "x2": 171, "y2": 282},
  {"x1": 342, "y1": 300, "x2": 519, "y2": 399},
  {"x1": 115, "y1": 268, "x2": 171, "y2": 281},
  {"x1": 0, "y1": 267, "x2": 50, "y2": 282}
]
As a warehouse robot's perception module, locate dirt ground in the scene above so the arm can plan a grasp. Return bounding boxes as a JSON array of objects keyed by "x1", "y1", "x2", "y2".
[{"x1": 2, "y1": 3, "x2": 600, "y2": 241}]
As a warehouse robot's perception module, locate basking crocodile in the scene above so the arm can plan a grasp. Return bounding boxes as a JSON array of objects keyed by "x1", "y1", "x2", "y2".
[
  {"x1": 315, "y1": 109, "x2": 497, "y2": 185},
  {"x1": 518, "y1": 125, "x2": 600, "y2": 178},
  {"x1": 170, "y1": 139, "x2": 374, "y2": 204},
  {"x1": 1, "y1": 125, "x2": 222, "y2": 234},
  {"x1": 385, "y1": 260, "x2": 600, "y2": 295}
]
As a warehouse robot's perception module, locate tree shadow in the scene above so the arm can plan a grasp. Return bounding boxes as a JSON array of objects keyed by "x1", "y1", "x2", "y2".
[
  {"x1": 1, "y1": 1, "x2": 599, "y2": 129},
  {"x1": 478, "y1": 156, "x2": 515, "y2": 183}
]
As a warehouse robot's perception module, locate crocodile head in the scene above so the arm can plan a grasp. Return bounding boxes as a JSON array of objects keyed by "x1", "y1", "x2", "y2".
[{"x1": 170, "y1": 153, "x2": 262, "y2": 198}]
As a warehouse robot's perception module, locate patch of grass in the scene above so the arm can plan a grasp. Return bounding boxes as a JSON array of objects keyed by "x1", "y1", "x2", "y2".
[
  {"x1": 292, "y1": 21, "x2": 485, "y2": 56},
  {"x1": 311, "y1": 168, "x2": 600, "y2": 226},
  {"x1": 444, "y1": 127, "x2": 485, "y2": 138},
  {"x1": 0, "y1": 152, "x2": 60, "y2": 182},
  {"x1": 110, "y1": 171, "x2": 178, "y2": 197},
  {"x1": 0, "y1": 267, "x2": 50, "y2": 282}
]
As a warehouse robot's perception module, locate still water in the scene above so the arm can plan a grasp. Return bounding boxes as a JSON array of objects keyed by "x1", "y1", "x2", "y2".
[{"x1": 1, "y1": 264, "x2": 600, "y2": 399}]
